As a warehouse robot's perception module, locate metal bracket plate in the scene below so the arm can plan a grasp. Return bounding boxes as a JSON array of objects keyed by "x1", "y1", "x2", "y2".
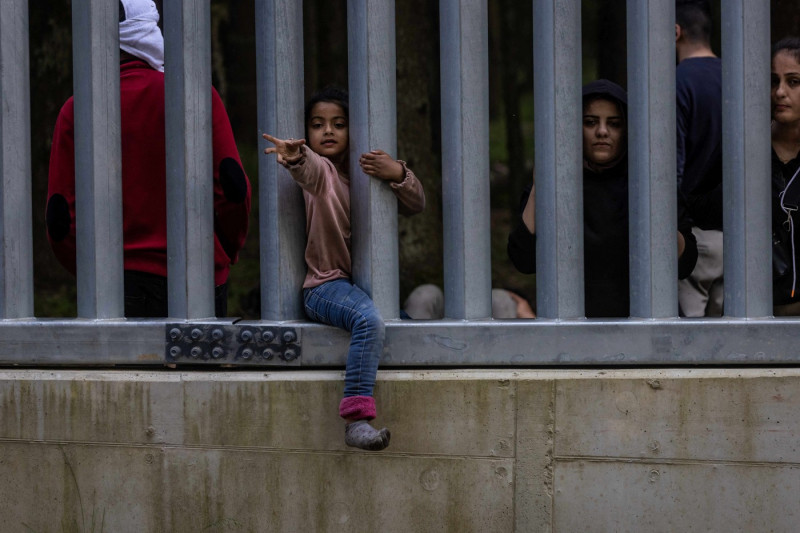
[{"x1": 165, "y1": 324, "x2": 301, "y2": 365}]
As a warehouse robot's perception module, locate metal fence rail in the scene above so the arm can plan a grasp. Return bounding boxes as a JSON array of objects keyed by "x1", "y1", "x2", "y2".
[
  {"x1": 256, "y1": 0, "x2": 306, "y2": 321},
  {"x1": 440, "y1": 0, "x2": 492, "y2": 320},
  {"x1": 0, "y1": 0, "x2": 34, "y2": 320},
  {"x1": 627, "y1": 0, "x2": 679, "y2": 318},
  {"x1": 721, "y1": 0, "x2": 772, "y2": 318},
  {"x1": 0, "y1": 0, "x2": 790, "y2": 367}
]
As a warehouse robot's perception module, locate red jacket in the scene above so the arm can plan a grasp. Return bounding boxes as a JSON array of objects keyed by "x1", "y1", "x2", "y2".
[{"x1": 47, "y1": 60, "x2": 250, "y2": 286}]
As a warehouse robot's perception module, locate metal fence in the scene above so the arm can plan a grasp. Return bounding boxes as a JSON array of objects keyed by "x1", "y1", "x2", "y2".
[{"x1": 0, "y1": 0, "x2": 791, "y2": 367}]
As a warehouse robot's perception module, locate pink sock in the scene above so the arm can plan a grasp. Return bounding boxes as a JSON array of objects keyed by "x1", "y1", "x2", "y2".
[{"x1": 339, "y1": 395, "x2": 376, "y2": 420}]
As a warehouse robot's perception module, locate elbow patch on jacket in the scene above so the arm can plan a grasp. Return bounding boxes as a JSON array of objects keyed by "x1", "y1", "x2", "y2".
[
  {"x1": 219, "y1": 158, "x2": 247, "y2": 203},
  {"x1": 46, "y1": 194, "x2": 71, "y2": 242}
]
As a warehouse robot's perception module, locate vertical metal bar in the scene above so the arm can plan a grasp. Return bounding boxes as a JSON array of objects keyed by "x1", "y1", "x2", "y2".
[
  {"x1": 256, "y1": 0, "x2": 306, "y2": 321},
  {"x1": 721, "y1": 1, "x2": 771, "y2": 317},
  {"x1": 164, "y1": 0, "x2": 215, "y2": 319},
  {"x1": 532, "y1": 0, "x2": 583, "y2": 319},
  {"x1": 627, "y1": 0, "x2": 678, "y2": 318},
  {"x1": 0, "y1": 0, "x2": 34, "y2": 318},
  {"x1": 439, "y1": 0, "x2": 491, "y2": 320},
  {"x1": 347, "y1": 0, "x2": 400, "y2": 319},
  {"x1": 71, "y1": 0, "x2": 124, "y2": 319}
]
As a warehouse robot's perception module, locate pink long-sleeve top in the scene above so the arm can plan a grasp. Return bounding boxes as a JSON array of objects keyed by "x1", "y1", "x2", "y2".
[{"x1": 285, "y1": 145, "x2": 425, "y2": 289}]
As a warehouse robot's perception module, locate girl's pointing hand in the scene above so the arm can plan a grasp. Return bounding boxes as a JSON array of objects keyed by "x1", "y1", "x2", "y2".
[{"x1": 263, "y1": 133, "x2": 306, "y2": 165}]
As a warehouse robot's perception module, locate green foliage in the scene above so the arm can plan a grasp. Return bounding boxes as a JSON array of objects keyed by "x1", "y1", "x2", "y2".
[
  {"x1": 489, "y1": 93, "x2": 535, "y2": 165},
  {"x1": 35, "y1": 284, "x2": 77, "y2": 318}
]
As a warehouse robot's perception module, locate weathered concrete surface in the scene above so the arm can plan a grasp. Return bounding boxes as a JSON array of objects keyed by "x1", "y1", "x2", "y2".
[{"x1": 0, "y1": 368, "x2": 798, "y2": 532}]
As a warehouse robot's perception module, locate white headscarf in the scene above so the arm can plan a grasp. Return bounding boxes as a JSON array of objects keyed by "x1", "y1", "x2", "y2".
[{"x1": 119, "y1": 0, "x2": 164, "y2": 72}]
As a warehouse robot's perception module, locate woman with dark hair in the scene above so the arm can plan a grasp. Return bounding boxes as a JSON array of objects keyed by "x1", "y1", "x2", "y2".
[
  {"x1": 771, "y1": 37, "x2": 800, "y2": 315},
  {"x1": 507, "y1": 80, "x2": 698, "y2": 317}
]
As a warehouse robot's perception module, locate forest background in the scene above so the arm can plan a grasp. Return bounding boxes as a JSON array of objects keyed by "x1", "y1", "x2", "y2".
[{"x1": 28, "y1": 1, "x2": 800, "y2": 318}]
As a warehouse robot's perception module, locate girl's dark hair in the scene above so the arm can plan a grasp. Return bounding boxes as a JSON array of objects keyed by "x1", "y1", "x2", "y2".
[
  {"x1": 304, "y1": 86, "x2": 349, "y2": 138},
  {"x1": 773, "y1": 37, "x2": 800, "y2": 64}
]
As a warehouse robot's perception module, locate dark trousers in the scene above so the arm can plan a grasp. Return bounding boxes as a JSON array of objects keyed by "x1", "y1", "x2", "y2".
[{"x1": 124, "y1": 270, "x2": 228, "y2": 318}]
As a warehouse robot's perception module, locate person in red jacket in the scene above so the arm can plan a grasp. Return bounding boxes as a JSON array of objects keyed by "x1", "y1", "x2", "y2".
[{"x1": 46, "y1": 0, "x2": 251, "y2": 317}]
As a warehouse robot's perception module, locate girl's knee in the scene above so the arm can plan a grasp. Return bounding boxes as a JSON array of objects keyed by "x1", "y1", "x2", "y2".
[
  {"x1": 354, "y1": 310, "x2": 385, "y2": 337},
  {"x1": 366, "y1": 312, "x2": 385, "y2": 333}
]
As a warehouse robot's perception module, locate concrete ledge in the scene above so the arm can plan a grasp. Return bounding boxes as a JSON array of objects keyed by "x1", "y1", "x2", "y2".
[{"x1": 0, "y1": 368, "x2": 798, "y2": 531}]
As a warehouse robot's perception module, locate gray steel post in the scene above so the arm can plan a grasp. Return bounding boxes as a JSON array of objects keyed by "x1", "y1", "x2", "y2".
[
  {"x1": 627, "y1": 0, "x2": 678, "y2": 318},
  {"x1": 0, "y1": 0, "x2": 34, "y2": 319},
  {"x1": 347, "y1": 0, "x2": 400, "y2": 319},
  {"x1": 164, "y1": 0, "x2": 215, "y2": 319},
  {"x1": 256, "y1": 0, "x2": 306, "y2": 321},
  {"x1": 721, "y1": 1, "x2": 772, "y2": 318},
  {"x1": 439, "y1": 0, "x2": 492, "y2": 319},
  {"x1": 71, "y1": 0, "x2": 124, "y2": 319},
  {"x1": 532, "y1": 0, "x2": 583, "y2": 318}
]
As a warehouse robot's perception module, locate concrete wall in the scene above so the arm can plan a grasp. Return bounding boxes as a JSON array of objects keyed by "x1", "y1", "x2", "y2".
[{"x1": 0, "y1": 368, "x2": 798, "y2": 532}]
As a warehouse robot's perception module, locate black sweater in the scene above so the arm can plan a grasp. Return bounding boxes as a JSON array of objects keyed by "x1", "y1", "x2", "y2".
[
  {"x1": 507, "y1": 161, "x2": 698, "y2": 318},
  {"x1": 772, "y1": 148, "x2": 800, "y2": 306}
]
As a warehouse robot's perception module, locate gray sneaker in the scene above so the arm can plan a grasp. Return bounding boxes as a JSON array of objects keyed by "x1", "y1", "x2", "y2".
[{"x1": 344, "y1": 420, "x2": 391, "y2": 451}]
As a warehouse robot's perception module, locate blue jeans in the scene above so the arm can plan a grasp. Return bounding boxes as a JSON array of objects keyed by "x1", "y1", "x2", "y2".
[{"x1": 303, "y1": 279, "x2": 385, "y2": 398}]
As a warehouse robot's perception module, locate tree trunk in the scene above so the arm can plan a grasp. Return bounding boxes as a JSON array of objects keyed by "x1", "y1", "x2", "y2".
[
  {"x1": 303, "y1": 2, "x2": 348, "y2": 96},
  {"x1": 496, "y1": 0, "x2": 531, "y2": 213},
  {"x1": 395, "y1": 0, "x2": 444, "y2": 301},
  {"x1": 29, "y1": 2, "x2": 79, "y2": 315},
  {"x1": 595, "y1": 0, "x2": 627, "y2": 88}
]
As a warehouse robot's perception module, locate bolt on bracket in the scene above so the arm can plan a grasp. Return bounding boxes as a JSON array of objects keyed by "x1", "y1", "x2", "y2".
[{"x1": 165, "y1": 324, "x2": 302, "y2": 365}]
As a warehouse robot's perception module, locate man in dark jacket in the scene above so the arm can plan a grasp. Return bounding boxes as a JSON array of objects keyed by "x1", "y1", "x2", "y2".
[{"x1": 675, "y1": 0, "x2": 723, "y2": 317}]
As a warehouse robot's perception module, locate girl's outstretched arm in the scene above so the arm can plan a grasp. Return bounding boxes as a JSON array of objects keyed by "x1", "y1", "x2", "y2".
[
  {"x1": 262, "y1": 133, "x2": 305, "y2": 166},
  {"x1": 263, "y1": 134, "x2": 335, "y2": 196}
]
